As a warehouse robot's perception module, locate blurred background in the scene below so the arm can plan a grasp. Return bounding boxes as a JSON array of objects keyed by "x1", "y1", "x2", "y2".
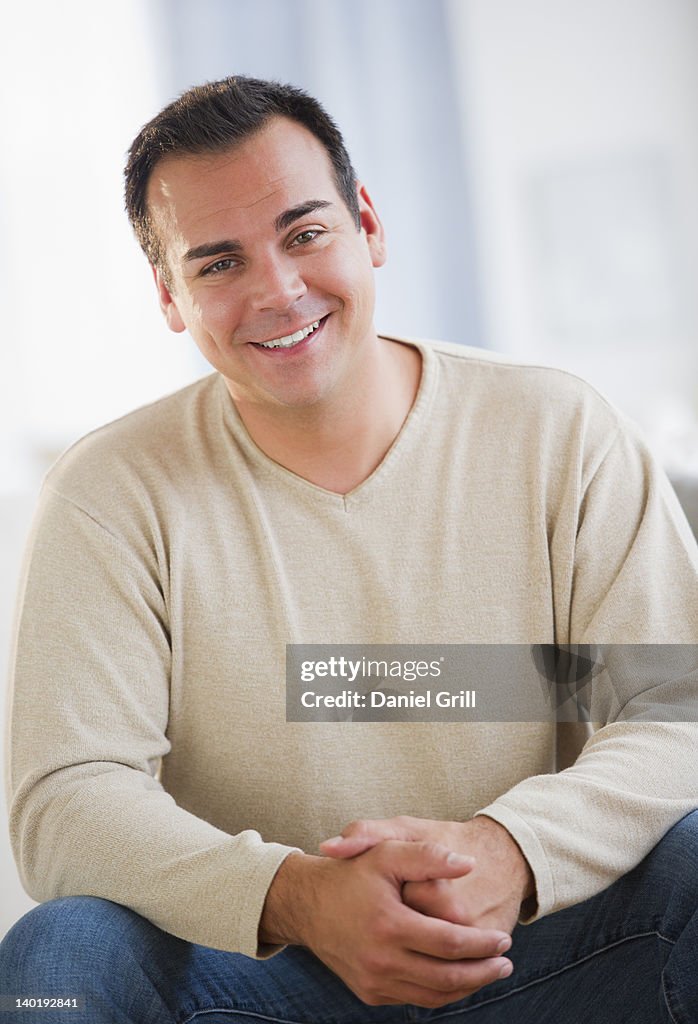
[{"x1": 2, "y1": 0, "x2": 697, "y2": 937}]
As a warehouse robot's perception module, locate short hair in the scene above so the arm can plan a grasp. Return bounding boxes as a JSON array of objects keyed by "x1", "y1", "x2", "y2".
[{"x1": 124, "y1": 75, "x2": 361, "y2": 281}]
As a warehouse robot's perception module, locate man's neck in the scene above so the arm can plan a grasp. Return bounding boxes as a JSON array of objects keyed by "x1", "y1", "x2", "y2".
[{"x1": 228, "y1": 338, "x2": 422, "y2": 495}]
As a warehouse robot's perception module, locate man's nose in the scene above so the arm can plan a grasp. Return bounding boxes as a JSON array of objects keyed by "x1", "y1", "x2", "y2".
[{"x1": 249, "y1": 253, "x2": 307, "y2": 312}]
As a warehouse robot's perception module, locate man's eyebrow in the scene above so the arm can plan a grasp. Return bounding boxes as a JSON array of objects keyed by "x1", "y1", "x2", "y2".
[
  {"x1": 181, "y1": 200, "x2": 334, "y2": 264},
  {"x1": 274, "y1": 200, "x2": 333, "y2": 232},
  {"x1": 182, "y1": 239, "x2": 243, "y2": 264}
]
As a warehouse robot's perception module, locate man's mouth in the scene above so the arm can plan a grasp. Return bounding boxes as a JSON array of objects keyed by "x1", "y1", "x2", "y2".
[{"x1": 251, "y1": 317, "x2": 325, "y2": 351}]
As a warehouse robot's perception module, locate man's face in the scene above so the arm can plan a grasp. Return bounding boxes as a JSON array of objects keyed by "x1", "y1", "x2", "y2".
[{"x1": 147, "y1": 116, "x2": 386, "y2": 413}]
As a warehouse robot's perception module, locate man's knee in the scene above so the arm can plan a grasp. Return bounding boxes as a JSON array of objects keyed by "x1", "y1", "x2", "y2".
[
  {"x1": 0, "y1": 896, "x2": 152, "y2": 991},
  {"x1": 651, "y1": 810, "x2": 698, "y2": 875},
  {"x1": 640, "y1": 811, "x2": 698, "y2": 916},
  {"x1": 659, "y1": 808, "x2": 698, "y2": 850}
]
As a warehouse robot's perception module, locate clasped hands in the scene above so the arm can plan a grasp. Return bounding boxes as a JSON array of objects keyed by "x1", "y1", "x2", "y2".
[{"x1": 261, "y1": 813, "x2": 534, "y2": 1009}]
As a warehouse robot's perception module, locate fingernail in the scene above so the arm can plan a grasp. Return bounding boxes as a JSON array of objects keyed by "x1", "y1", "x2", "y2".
[
  {"x1": 496, "y1": 937, "x2": 511, "y2": 954},
  {"x1": 498, "y1": 961, "x2": 513, "y2": 979},
  {"x1": 446, "y1": 852, "x2": 475, "y2": 866},
  {"x1": 320, "y1": 836, "x2": 344, "y2": 846}
]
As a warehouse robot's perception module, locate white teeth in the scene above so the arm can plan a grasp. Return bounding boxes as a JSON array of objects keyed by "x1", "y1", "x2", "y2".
[{"x1": 258, "y1": 320, "x2": 320, "y2": 349}]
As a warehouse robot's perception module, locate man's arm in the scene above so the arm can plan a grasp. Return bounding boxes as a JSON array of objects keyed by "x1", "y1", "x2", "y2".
[
  {"x1": 7, "y1": 484, "x2": 294, "y2": 957},
  {"x1": 325, "y1": 419, "x2": 698, "y2": 930},
  {"x1": 477, "y1": 421, "x2": 698, "y2": 922}
]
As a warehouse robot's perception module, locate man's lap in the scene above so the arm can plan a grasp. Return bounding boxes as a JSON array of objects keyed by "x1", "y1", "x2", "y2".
[{"x1": 2, "y1": 810, "x2": 697, "y2": 1024}]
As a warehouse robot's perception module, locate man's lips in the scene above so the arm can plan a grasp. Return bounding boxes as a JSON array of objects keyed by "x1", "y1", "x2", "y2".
[{"x1": 248, "y1": 314, "x2": 330, "y2": 353}]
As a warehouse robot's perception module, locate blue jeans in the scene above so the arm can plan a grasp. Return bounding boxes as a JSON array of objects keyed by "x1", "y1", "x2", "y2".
[{"x1": 2, "y1": 811, "x2": 697, "y2": 1024}]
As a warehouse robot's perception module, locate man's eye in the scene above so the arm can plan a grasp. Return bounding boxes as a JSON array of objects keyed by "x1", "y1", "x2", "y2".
[
  {"x1": 201, "y1": 257, "x2": 238, "y2": 276},
  {"x1": 291, "y1": 229, "x2": 321, "y2": 247}
]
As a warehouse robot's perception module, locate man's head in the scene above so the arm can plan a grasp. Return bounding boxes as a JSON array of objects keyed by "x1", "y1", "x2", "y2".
[
  {"x1": 125, "y1": 75, "x2": 361, "y2": 286},
  {"x1": 126, "y1": 76, "x2": 387, "y2": 416}
]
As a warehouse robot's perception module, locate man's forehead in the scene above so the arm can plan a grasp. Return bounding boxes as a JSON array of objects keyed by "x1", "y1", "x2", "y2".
[{"x1": 146, "y1": 118, "x2": 339, "y2": 233}]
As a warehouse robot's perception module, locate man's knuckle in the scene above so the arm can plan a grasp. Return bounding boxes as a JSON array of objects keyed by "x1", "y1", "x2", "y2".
[
  {"x1": 372, "y1": 952, "x2": 393, "y2": 976},
  {"x1": 342, "y1": 819, "x2": 363, "y2": 836},
  {"x1": 373, "y1": 915, "x2": 397, "y2": 943},
  {"x1": 440, "y1": 931, "x2": 464, "y2": 959},
  {"x1": 442, "y1": 965, "x2": 468, "y2": 991},
  {"x1": 358, "y1": 948, "x2": 384, "y2": 975}
]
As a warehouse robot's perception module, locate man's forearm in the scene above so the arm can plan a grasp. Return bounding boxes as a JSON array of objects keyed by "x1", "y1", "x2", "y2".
[
  {"x1": 259, "y1": 851, "x2": 322, "y2": 946},
  {"x1": 469, "y1": 815, "x2": 536, "y2": 909}
]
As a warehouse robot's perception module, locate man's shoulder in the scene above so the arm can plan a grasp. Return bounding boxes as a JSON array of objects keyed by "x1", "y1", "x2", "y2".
[
  {"x1": 44, "y1": 373, "x2": 221, "y2": 507},
  {"x1": 403, "y1": 336, "x2": 515, "y2": 367},
  {"x1": 390, "y1": 334, "x2": 623, "y2": 428},
  {"x1": 399, "y1": 334, "x2": 605, "y2": 390}
]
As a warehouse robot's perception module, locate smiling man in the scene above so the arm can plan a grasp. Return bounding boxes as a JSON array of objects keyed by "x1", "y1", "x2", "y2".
[
  {"x1": 146, "y1": 115, "x2": 420, "y2": 494},
  {"x1": 2, "y1": 76, "x2": 698, "y2": 1024}
]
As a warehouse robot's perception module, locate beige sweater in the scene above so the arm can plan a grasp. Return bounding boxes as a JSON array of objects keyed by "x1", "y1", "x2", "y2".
[{"x1": 6, "y1": 338, "x2": 698, "y2": 957}]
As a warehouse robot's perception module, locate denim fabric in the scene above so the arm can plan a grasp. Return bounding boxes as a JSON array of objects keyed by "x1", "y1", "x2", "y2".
[{"x1": 1, "y1": 810, "x2": 697, "y2": 1024}]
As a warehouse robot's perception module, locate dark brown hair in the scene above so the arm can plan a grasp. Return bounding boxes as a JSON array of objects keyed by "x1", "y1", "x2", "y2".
[{"x1": 124, "y1": 75, "x2": 360, "y2": 280}]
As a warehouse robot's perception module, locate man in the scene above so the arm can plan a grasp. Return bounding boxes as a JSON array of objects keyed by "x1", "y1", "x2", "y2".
[{"x1": 2, "y1": 75, "x2": 697, "y2": 1022}]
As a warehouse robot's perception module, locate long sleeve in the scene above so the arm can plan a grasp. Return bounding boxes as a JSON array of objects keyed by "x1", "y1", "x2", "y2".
[
  {"x1": 477, "y1": 417, "x2": 698, "y2": 921},
  {"x1": 6, "y1": 485, "x2": 297, "y2": 957}
]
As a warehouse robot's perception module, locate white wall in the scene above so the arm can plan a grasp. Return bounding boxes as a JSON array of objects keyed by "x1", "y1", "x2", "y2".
[
  {"x1": 0, "y1": 1, "x2": 205, "y2": 496},
  {"x1": 446, "y1": 0, "x2": 698, "y2": 466}
]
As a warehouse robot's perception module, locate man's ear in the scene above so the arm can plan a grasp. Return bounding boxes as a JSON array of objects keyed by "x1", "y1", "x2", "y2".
[
  {"x1": 357, "y1": 183, "x2": 387, "y2": 268},
  {"x1": 152, "y1": 264, "x2": 187, "y2": 333}
]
